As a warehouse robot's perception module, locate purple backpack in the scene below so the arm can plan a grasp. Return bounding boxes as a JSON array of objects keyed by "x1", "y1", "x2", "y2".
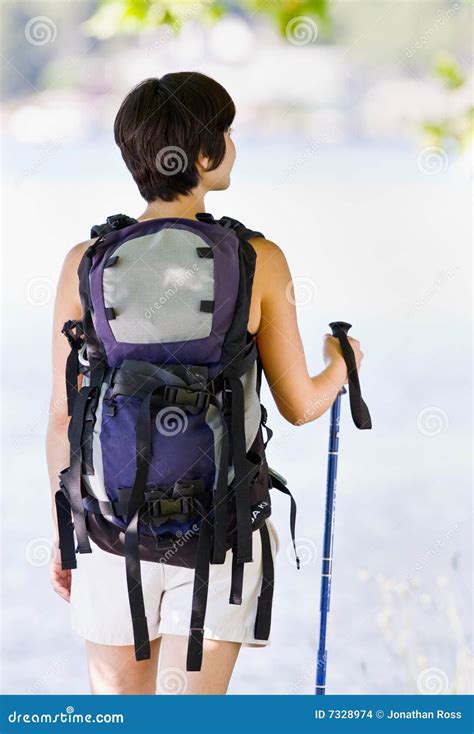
[{"x1": 56, "y1": 213, "x2": 298, "y2": 670}]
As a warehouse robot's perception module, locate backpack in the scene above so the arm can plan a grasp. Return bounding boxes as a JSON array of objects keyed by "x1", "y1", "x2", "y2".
[{"x1": 56, "y1": 212, "x2": 299, "y2": 671}]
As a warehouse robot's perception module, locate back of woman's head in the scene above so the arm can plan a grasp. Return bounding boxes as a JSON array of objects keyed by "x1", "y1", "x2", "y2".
[{"x1": 114, "y1": 72, "x2": 235, "y2": 202}]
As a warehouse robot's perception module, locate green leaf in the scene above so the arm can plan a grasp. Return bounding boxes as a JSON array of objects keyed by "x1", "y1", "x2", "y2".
[{"x1": 434, "y1": 53, "x2": 465, "y2": 90}]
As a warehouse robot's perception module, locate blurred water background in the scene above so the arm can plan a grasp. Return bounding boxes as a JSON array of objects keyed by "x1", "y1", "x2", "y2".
[{"x1": 1, "y1": 0, "x2": 472, "y2": 695}]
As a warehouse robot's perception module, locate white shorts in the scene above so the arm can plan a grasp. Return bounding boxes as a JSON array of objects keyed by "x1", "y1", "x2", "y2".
[{"x1": 70, "y1": 520, "x2": 279, "y2": 647}]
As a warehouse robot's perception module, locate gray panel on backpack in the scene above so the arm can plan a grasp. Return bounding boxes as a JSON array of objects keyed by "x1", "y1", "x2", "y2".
[
  {"x1": 82, "y1": 383, "x2": 109, "y2": 504},
  {"x1": 103, "y1": 228, "x2": 214, "y2": 344},
  {"x1": 206, "y1": 361, "x2": 261, "y2": 485}
]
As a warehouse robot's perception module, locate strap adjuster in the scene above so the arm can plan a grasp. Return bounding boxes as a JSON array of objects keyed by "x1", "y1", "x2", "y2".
[
  {"x1": 146, "y1": 497, "x2": 193, "y2": 518},
  {"x1": 61, "y1": 320, "x2": 84, "y2": 350},
  {"x1": 107, "y1": 214, "x2": 133, "y2": 230},
  {"x1": 164, "y1": 386, "x2": 210, "y2": 411}
]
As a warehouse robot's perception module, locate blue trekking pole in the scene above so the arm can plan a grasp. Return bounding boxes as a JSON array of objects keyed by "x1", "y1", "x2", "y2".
[{"x1": 315, "y1": 321, "x2": 372, "y2": 695}]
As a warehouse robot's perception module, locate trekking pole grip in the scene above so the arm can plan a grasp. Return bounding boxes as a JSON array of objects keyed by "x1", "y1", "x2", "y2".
[
  {"x1": 329, "y1": 320, "x2": 352, "y2": 338},
  {"x1": 328, "y1": 321, "x2": 372, "y2": 430}
]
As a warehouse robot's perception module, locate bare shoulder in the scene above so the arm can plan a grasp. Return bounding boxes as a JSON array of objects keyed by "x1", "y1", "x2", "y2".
[
  {"x1": 249, "y1": 236, "x2": 291, "y2": 303},
  {"x1": 55, "y1": 239, "x2": 97, "y2": 313},
  {"x1": 249, "y1": 236, "x2": 288, "y2": 271},
  {"x1": 64, "y1": 238, "x2": 94, "y2": 269},
  {"x1": 60, "y1": 238, "x2": 96, "y2": 284}
]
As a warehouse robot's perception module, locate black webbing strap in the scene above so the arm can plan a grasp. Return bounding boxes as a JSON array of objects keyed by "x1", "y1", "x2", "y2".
[
  {"x1": 229, "y1": 547, "x2": 244, "y2": 605},
  {"x1": 329, "y1": 321, "x2": 372, "y2": 430},
  {"x1": 124, "y1": 386, "x2": 162, "y2": 662},
  {"x1": 222, "y1": 339, "x2": 258, "y2": 384},
  {"x1": 269, "y1": 472, "x2": 300, "y2": 569},
  {"x1": 124, "y1": 509, "x2": 150, "y2": 661},
  {"x1": 61, "y1": 320, "x2": 84, "y2": 416},
  {"x1": 226, "y1": 376, "x2": 253, "y2": 564},
  {"x1": 67, "y1": 386, "x2": 94, "y2": 554},
  {"x1": 186, "y1": 516, "x2": 212, "y2": 671},
  {"x1": 254, "y1": 523, "x2": 274, "y2": 640},
  {"x1": 127, "y1": 389, "x2": 157, "y2": 520},
  {"x1": 261, "y1": 404, "x2": 273, "y2": 449},
  {"x1": 208, "y1": 396, "x2": 229, "y2": 565},
  {"x1": 54, "y1": 490, "x2": 77, "y2": 570},
  {"x1": 216, "y1": 215, "x2": 265, "y2": 242}
]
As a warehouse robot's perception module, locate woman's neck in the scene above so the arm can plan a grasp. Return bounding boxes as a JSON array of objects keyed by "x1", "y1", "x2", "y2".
[{"x1": 139, "y1": 192, "x2": 206, "y2": 222}]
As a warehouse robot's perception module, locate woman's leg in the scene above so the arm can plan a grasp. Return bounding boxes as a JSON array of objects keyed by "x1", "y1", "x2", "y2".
[
  {"x1": 86, "y1": 638, "x2": 160, "y2": 694},
  {"x1": 157, "y1": 635, "x2": 240, "y2": 694}
]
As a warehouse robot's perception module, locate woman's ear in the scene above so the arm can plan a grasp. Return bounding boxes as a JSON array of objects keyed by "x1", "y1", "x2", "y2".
[{"x1": 196, "y1": 152, "x2": 211, "y2": 175}]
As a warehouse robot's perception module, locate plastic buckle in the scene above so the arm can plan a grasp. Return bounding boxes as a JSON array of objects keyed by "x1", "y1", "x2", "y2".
[
  {"x1": 146, "y1": 497, "x2": 192, "y2": 518},
  {"x1": 164, "y1": 386, "x2": 209, "y2": 411},
  {"x1": 107, "y1": 214, "x2": 132, "y2": 230},
  {"x1": 61, "y1": 320, "x2": 83, "y2": 350}
]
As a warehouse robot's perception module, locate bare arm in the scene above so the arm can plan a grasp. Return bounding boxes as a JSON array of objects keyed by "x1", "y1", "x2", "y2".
[
  {"x1": 46, "y1": 241, "x2": 89, "y2": 599},
  {"x1": 252, "y1": 238, "x2": 363, "y2": 425}
]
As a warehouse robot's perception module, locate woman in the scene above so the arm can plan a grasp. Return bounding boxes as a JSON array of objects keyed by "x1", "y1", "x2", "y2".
[{"x1": 46, "y1": 72, "x2": 363, "y2": 695}]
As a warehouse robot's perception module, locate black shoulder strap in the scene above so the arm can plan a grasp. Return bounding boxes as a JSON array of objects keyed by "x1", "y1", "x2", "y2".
[
  {"x1": 217, "y1": 214, "x2": 265, "y2": 242},
  {"x1": 90, "y1": 213, "x2": 138, "y2": 239},
  {"x1": 195, "y1": 212, "x2": 265, "y2": 242}
]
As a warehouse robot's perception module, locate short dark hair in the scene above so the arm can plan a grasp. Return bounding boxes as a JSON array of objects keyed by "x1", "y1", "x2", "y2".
[{"x1": 114, "y1": 72, "x2": 235, "y2": 202}]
